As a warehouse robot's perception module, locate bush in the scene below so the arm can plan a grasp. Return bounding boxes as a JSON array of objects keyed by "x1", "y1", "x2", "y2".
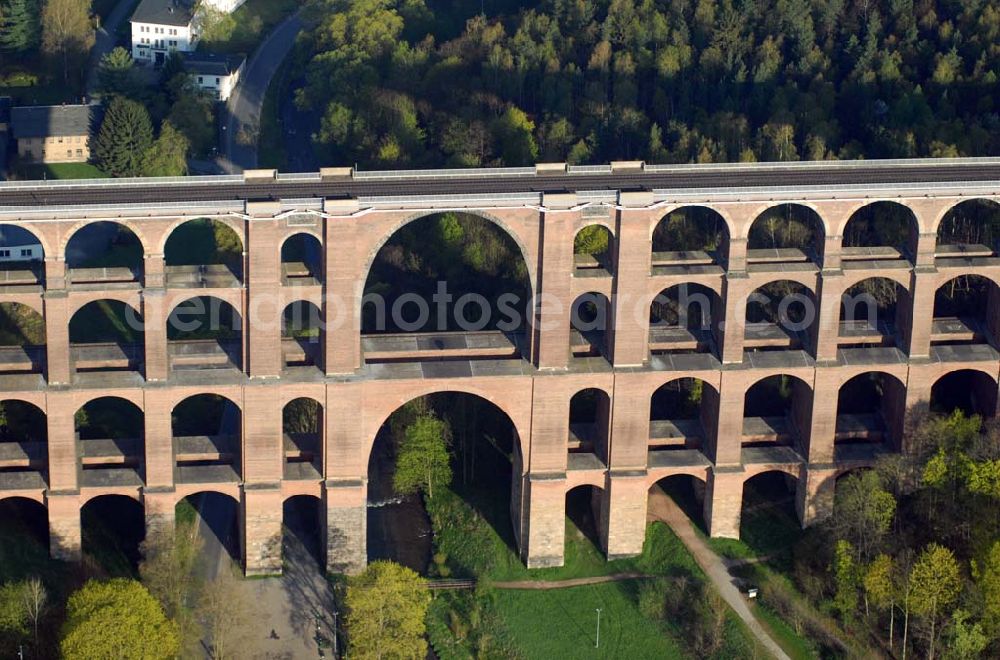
[{"x1": 0, "y1": 70, "x2": 39, "y2": 87}]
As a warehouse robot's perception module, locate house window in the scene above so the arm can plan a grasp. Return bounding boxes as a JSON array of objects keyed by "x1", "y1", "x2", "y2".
[
  {"x1": 215, "y1": 77, "x2": 220, "y2": 84},
  {"x1": 0, "y1": 250, "x2": 10, "y2": 258},
  {"x1": 20, "y1": 249, "x2": 31, "y2": 257},
  {"x1": 169, "y1": 40, "x2": 177, "y2": 46},
  {"x1": 76, "y1": 149, "x2": 83, "y2": 156},
  {"x1": 197, "y1": 76, "x2": 203, "y2": 83}
]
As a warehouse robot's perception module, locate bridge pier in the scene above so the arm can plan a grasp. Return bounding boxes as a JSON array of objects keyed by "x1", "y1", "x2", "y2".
[{"x1": 324, "y1": 479, "x2": 367, "y2": 575}]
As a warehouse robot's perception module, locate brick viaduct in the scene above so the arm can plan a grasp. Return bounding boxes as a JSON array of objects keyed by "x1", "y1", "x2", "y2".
[{"x1": 0, "y1": 160, "x2": 998, "y2": 575}]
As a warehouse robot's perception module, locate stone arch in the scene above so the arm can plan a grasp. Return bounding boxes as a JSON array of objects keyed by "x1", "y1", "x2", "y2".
[
  {"x1": 363, "y1": 385, "x2": 528, "y2": 471},
  {"x1": 282, "y1": 494, "x2": 325, "y2": 567},
  {"x1": 361, "y1": 209, "x2": 537, "y2": 295},
  {"x1": 565, "y1": 483, "x2": 606, "y2": 550},
  {"x1": 836, "y1": 372, "x2": 907, "y2": 450},
  {"x1": 570, "y1": 292, "x2": 611, "y2": 361},
  {"x1": 75, "y1": 396, "x2": 145, "y2": 485},
  {"x1": 648, "y1": 473, "x2": 709, "y2": 530},
  {"x1": 283, "y1": 397, "x2": 323, "y2": 480},
  {"x1": 176, "y1": 491, "x2": 241, "y2": 563},
  {"x1": 63, "y1": 220, "x2": 146, "y2": 269},
  {"x1": 745, "y1": 280, "x2": 818, "y2": 353},
  {"x1": 568, "y1": 388, "x2": 611, "y2": 464},
  {"x1": 930, "y1": 369, "x2": 999, "y2": 418},
  {"x1": 649, "y1": 283, "x2": 722, "y2": 356},
  {"x1": 0, "y1": 399, "x2": 47, "y2": 489},
  {"x1": 841, "y1": 201, "x2": 919, "y2": 257},
  {"x1": 934, "y1": 198, "x2": 1000, "y2": 252},
  {"x1": 573, "y1": 223, "x2": 615, "y2": 273},
  {"x1": 80, "y1": 494, "x2": 146, "y2": 571},
  {"x1": 280, "y1": 232, "x2": 324, "y2": 284},
  {"x1": 172, "y1": 393, "x2": 243, "y2": 483},
  {"x1": 0, "y1": 223, "x2": 50, "y2": 260},
  {"x1": 742, "y1": 374, "x2": 813, "y2": 449},
  {"x1": 163, "y1": 217, "x2": 245, "y2": 284},
  {"x1": 69, "y1": 300, "x2": 145, "y2": 373},
  {"x1": 839, "y1": 277, "x2": 912, "y2": 347},
  {"x1": 651, "y1": 205, "x2": 732, "y2": 265},
  {"x1": 158, "y1": 215, "x2": 245, "y2": 256},
  {"x1": 747, "y1": 203, "x2": 825, "y2": 261},
  {"x1": 933, "y1": 274, "x2": 1000, "y2": 345},
  {"x1": 649, "y1": 377, "x2": 719, "y2": 456}
]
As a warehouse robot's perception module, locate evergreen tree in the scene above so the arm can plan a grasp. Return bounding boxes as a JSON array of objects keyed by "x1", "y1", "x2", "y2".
[
  {"x1": 96, "y1": 46, "x2": 137, "y2": 98},
  {"x1": 0, "y1": 0, "x2": 40, "y2": 53},
  {"x1": 93, "y1": 96, "x2": 154, "y2": 177}
]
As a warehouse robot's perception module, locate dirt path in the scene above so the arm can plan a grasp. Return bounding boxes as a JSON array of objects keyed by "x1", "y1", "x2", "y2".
[
  {"x1": 492, "y1": 572, "x2": 653, "y2": 590},
  {"x1": 647, "y1": 486, "x2": 791, "y2": 660}
]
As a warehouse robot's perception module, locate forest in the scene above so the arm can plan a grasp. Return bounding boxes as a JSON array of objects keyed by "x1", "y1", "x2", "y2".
[{"x1": 295, "y1": 0, "x2": 1000, "y2": 169}]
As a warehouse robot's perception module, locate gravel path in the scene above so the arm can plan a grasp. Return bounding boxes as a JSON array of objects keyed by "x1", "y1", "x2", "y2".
[{"x1": 647, "y1": 485, "x2": 791, "y2": 660}]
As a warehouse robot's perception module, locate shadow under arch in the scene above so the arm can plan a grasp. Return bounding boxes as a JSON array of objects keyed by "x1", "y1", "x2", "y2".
[
  {"x1": 565, "y1": 483, "x2": 605, "y2": 550},
  {"x1": 65, "y1": 220, "x2": 144, "y2": 279},
  {"x1": 81, "y1": 494, "x2": 145, "y2": 575},
  {"x1": 280, "y1": 232, "x2": 324, "y2": 285},
  {"x1": 76, "y1": 396, "x2": 145, "y2": 487},
  {"x1": 933, "y1": 274, "x2": 1000, "y2": 346},
  {"x1": 573, "y1": 223, "x2": 615, "y2": 275},
  {"x1": 842, "y1": 201, "x2": 919, "y2": 262},
  {"x1": 367, "y1": 391, "x2": 524, "y2": 575},
  {"x1": 748, "y1": 203, "x2": 825, "y2": 264},
  {"x1": 648, "y1": 473, "x2": 709, "y2": 533},
  {"x1": 652, "y1": 205, "x2": 731, "y2": 267},
  {"x1": 360, "y1": 211, "x2": 532, "y2": 336},
  {"x1": 283, "y1": 397, "x2": 323, "y2": 480},
  {"x1": 935, "y1": 198, "x2": 1000, "y2": 256}
]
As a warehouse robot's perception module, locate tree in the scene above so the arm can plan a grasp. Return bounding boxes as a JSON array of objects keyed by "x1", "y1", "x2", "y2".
[
  {"x1": 492, "y1": 106, "x2": 538, "y2": 166},
  {"x1": 93, "y1": 96, "x2": 154, "y2": 177},
  {"x1": 194, "y1": 4, "x2": 236, "y2": 44},
  {"x1": 168, "y1": 86, "x2": 216, "y2": 156},
  {"x1": 943, "y1": 610, "x2": 988, "y2": 660},
  {"x1": 973, "y1": 540, "x2": 1000, "y2": 636},
  {"x1": 59, "y1": 579, "x2": 179, "y2": 660},
  {"x1": 345, "y1": 561, "x2": 430, "y2": 660},
  {"x1": 20, "y1": 577, "x2": 46, "y2": 647},
  {"x1": 139, "y1": 524, "x2": 203, "y2": 653},
  {"x1": 198, "y1": 563, "x2": 256, "y2": 660},
  {"x1": 142, "y1": 121, "x2": 190, "y2": 177},
  {"x1": 0, "y1": 582, "x2": 28, "y2": 647},
  {"x1": 97, "y1": 46, "x2": 137, "y2": 97},
  {"x1": 864, "y1": 554, "x2": 895, "y2": 647},
  {"x1": 40, "y1": 0, "x2": 93, "y2": 85},
  {"x1": 393, "y1": 413, "x2": 452, "y2": 499},
  {"x1": 831, "y1": 539, "x2": 858, "y2": 623},
  {"x1": 0, "y1": 0, "x2": 40, "y2": 53},
  {"x1": 909, "y1": 544, "x2": 962, "y2": 660},
  {"x1": 831, "y1": 470, "x2": 896, "y2": 562}
]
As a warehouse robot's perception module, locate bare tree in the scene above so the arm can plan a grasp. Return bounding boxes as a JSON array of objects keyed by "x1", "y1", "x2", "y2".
[
  {"x1": 198, "y1": 562, "x2": 257, "y2": 660},
  {"x1": 20, "y1": 577, "x2": 47, "y2": 647}
]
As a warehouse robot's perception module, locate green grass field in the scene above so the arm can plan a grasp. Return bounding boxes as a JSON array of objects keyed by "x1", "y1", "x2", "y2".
[
  {"x1": 12, "y1": 162, "x2": 109, "y2": 181},
  {"x1": 492, "y1": 581, "x2": 687, "y2": 660},
  {"x1": 753, "y1": 602, "x2": 819, "y2": 660}
]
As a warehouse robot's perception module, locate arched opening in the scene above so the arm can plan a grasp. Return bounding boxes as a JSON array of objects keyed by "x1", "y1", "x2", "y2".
[
  {"x1": 283, "y1": 398, "x2": 323, "y2": 480},
  {"x1": 568, "y1": 388, "x2": 609, "y2": 468},
  {"x1": 648, "y1": 474, "x2": 707, "y2": 532},
  {"x1": 368, "y1": 392, "x2": 523, "y2": 575},
  {"x1": 0, "y1": 225, "x2": 44, "y2": 286},
  {"x1": 743, "y1": 375, "x2": 811, "y2": 458},
  {"x1": 651, "y1": 206, "x2": 729, "y2": 270},
  {"x1": 81, "y1": 495, "x2": 145, "y2": 576},
  {"x1": 930, "y1": 370, "x2": 998, "y2": 418},
  {"x1": 172, "y1": 394, "x2": 242, "y2": 483},
  {"x1": 649, "y1": 378, "x2": 717, "y2": 463},
  {"x1": 164, "y1": 218, "x2": 243, "y2": 286},
  {"x1": 0, "y1": 303, "x2": 45, "y2": 377},
  {"x1": 649, "y1": 283, "x2": 721, "y2": 356},
  {"x1": 177, "y1": 492, "x2": 241, "y2": 570},
  {"x1": 361, "y1": 212, "x2": 530, "y2": 364},
  {"x1": 281, "y1": 233, "x2": 323, "y2": 285},
  {"x1": 282, "y1": 301, "x2": 323, "y2": 371},
  {"x1": 573, "y1": 224, "x2": 614, "y2": 276},
  {"x1": 740, "y1": 471, "x2": 801, "y2": 553},
  {"x1": 565, "y1": 485, "x2": 605, "y2": 552},
  {"x1": 65, "y1": 221, "x2": 144, "y2": 284},
  {"x1": 841, "y1": 202, "x2": 917, "y2": 263},
  {"x1": 283, "y1": 495, "x2": 324, "y2": 570},
  {"x1": 569, "y1": 292, "x2": 611, "y2": 362},
  {"x1": 745, "y1": 280, "x2": 817, "y2": 354},
  {"x1": 839, "y1": 278, "x2": 910, "y2": 348},
  {"x1": 0, "y1": 497, "x2": 49, "y2": 557},
  {"x1": 835, "y1": 373, "x2": 906, "y2": 459},
  {"x1": 0, "y1": 401, "x2": 47, "y2": 489},
  {"x1": 76, "y1": 397, "x2": 144, "y2": 487},
  {"x1": 69, "y1": 301, "x2": 144, "y2": 375},
  {"x1": 748, "y1": 204, "x2": 824, "y2": 265},
  {"x1": 167, "y1": 296, "x2": 242, "y2": 372},
  {"x1": 932, "y1": 275, "x2": 1000, "y2": 346},
  {"x1": 935, "y1": 199, "x2": 1000, "y2": 259}
]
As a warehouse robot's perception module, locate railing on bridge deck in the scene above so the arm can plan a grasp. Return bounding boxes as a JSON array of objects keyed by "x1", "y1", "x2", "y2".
[
  {"x1": 165, "y1": 264, "x2": 242, "y2": 289},
  {"x1": 361, "y1": 330, "x2": 525, "y2": 363}
]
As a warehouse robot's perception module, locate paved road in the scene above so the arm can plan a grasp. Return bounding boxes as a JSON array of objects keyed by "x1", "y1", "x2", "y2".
[
  {"x1": 86, "y1": 0, "x2": 141, "y2": 95},
  {"x1": 2, "y1": 159, "x2": 999, "y2": 207},
  {"x1": 647, "y1": 485, "x2": 791, "y2": 660},
  {"x1": 223, "y1": 12, "x2": 305, "y2": 172}
]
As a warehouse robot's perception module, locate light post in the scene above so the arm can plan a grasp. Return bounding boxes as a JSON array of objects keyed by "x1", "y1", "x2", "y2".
[{"x1": 595, "y1": 608, "x2": 602, "y2": 649}]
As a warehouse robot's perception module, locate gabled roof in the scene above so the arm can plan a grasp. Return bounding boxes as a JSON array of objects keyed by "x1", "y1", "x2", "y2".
[
  {"x1": 131, "y1": 0, "x2": 195, "y2": 26},
  {"x1": 181, "y1": 52, "x2": 246, "y2": 77},
  {"x1": 11, "y1": 104, "x2": 102, "y2": 139}
]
